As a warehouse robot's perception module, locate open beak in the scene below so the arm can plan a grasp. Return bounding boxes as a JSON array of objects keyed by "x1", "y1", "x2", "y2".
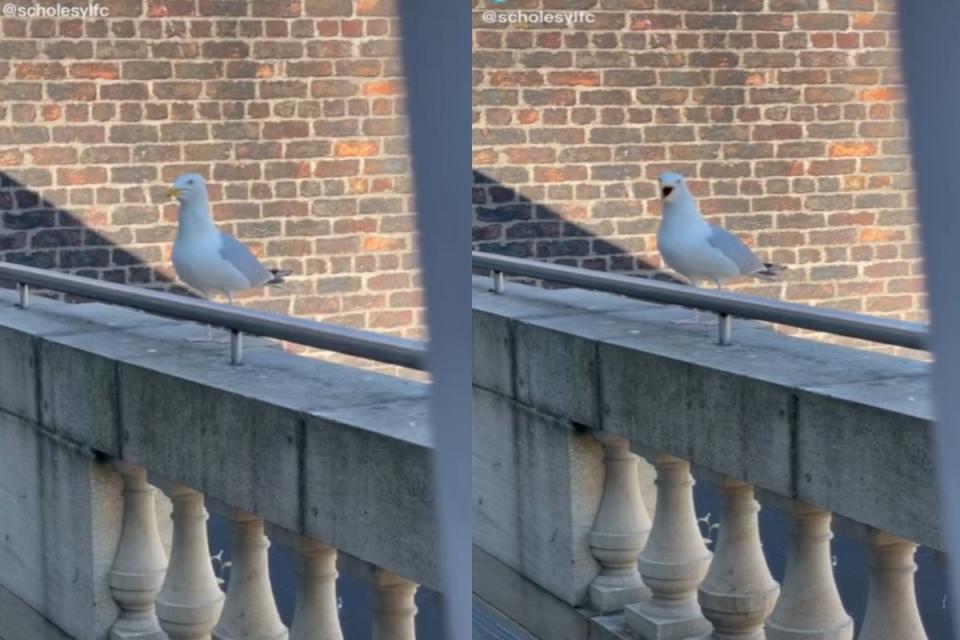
[
  {"x1": 166, "y1": 186, "x2": 183, "y2": 199},
  {"x1": 661, "y1": 186, "x2": 674, "y2": 199}
]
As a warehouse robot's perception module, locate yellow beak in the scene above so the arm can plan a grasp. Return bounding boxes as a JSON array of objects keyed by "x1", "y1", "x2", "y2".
[{"x1": 166, "y1": 186, "x2": 183, "y2": 199}]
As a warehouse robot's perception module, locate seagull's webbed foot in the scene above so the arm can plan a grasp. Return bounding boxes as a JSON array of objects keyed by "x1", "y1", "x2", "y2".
[
  {"x1": 184, "y1": 324, "x2": 230, "y2": 343},
  {"x1": 669, "y1": 308, "x2": 718, "y2": 325},
  {"x1": 185, "y1": 335, "x2": 231, "y2": 344},
  {"x1": 670, "y1": 318, "x2": 718, "y2": 326}
]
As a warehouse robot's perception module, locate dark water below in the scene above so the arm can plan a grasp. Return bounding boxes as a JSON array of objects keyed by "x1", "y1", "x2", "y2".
[
  {"x1": 207, "y1": 515, "x2": 445, "y2": 638},
  {"x1": 209, "y1": 483, "x2": 952, "y2": 639}
]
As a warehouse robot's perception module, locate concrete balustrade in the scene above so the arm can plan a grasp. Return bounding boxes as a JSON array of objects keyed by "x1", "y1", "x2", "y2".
[
  {"x1": 588, "y1": 434, "x2": 651, "y2": 613},
  {"x1": 698, "y1": 479, "x2": 779, "y2": 640},
  {"x1": 109, "y1": 464, "x2": 168, "y2": 640},
  {"x1": 0, "y1": 289, "x2": 438, "y2": 636},
  {"x1": 290, "y1": 538, "x2": 344, "y2": 640},
  {"x1": 859, "y1": 532, "x2": 927, "y2": 640},
  {"x1": 472, "y1": 278, "x2": 938, "y2": 639},
  {"x1": 157, "y1": 485, "x2": 226, "y2": 640},
  {"x1": 212, "y1": 513, "x2": 287, "y2": 640},
  {"x1": 765, "y1": 503, "x2": 853, "y2": 640},
  {"x1": 625, "y1": 454, "x2": 712, "y2": 640}
]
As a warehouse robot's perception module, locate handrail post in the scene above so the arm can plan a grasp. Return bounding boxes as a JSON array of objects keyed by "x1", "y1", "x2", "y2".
[
  {"x1": 492, "y1": 270, "x2": 504, "y2": 294},
  {"x1": 717, "y1": 313, "x2": 732, "y2": 346},
  {"x1": 230, "y1": 330, "x2": 243, "y2": 366},
  {"x1": 16, "y1": 282, "x2": 29, "y2": 309}
]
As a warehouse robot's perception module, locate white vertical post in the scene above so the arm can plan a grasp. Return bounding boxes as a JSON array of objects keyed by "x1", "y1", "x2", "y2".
[
  {"x1": 109, "y1": 464, "x2": 168, "y2": 640},
  {"x1": 230, "y1": 330, "x2": 243, "y2": 366},
  {"x1": 698, "y1": 479, "x2": 779, "y2": 639},
  {"x1": 290, "y1": 537, "x2": 343, "y2": 640},
  {"x1": 492, "y1": 270, "x2": 504, "y2": 293},
  {"x1": 859, "y1": 532, "x2": 927, "y2": 640},
  {"x1": 765, "y1": 502, "x2": 852, "y2": 640},
  {"x1": 16, "y1": 282, "x2": 29, "y2": 308},
  {"x1": 156, "y1": 485, "x2": 226, "y2": 640},
  {"x1": 625, "y1": 453, "x2": 712, "y2": 640},
  {"x1": 212, "y1": 513, "x2": 287, "y2": 640},
  {"x1": 368, "y1": 569, "x2": 418, "y2": 640},
  {"x1": 588, "y1": 434, "x2": 651, "y2": 612}
]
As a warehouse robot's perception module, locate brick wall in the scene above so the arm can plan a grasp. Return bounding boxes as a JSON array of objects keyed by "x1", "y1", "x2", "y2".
[
  {"x1": 0, "y1": 0, "x2": 424, "y2": 339},
  {"x1": 472, "y1": 0, "x2": 925, "y2": 324}
]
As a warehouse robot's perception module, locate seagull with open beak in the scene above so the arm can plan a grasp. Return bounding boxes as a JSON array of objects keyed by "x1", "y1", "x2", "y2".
[{"x1": 655, "y1": 171, "x2": 785, "y2": 323}]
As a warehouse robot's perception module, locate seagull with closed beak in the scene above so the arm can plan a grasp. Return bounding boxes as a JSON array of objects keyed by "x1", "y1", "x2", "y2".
[
  {"x1": 655, "y1": 171, "x2": 785, "y2": 323},
  {"x1": 167, "y1": 173, "x2": 291, "y2": 340}
]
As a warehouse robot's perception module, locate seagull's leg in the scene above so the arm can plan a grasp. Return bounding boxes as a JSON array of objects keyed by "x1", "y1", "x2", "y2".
[
  {"x1": 185, "y1": 292, "x2": 229, "y2": 343},
  {"x1": 187, "y1": 292, "x2": 215, "y2": 342},
  {"x1": 671, "y1": 279, "x2": 711, "y2": 325},
  {"x1": 710, "y1": 280, "x2": 725, "y2": 326},
  {"x1": 209, "y1": 291, "x2": 234, "y2": 343}
]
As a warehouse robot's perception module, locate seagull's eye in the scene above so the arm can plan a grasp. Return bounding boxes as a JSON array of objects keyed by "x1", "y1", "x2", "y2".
[{"x1": 187, "y1": 180, "x2": 194, "y2": 185}]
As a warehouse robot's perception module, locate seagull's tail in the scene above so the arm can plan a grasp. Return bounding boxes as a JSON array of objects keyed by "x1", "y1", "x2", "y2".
[
  {"x1": 267, "y1": 269, "x2": 293, "y2": 286},
  {"x1": 756, "y1": 262, "x2": 787, "y2": 278}
]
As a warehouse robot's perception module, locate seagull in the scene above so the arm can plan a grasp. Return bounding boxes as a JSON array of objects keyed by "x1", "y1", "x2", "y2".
[
  {"x1": 167, "y1": 173, "x2": 291, "y2": 339},
  {"x1": 655, "y1": 171, "x2": 784, "y2": 322}
]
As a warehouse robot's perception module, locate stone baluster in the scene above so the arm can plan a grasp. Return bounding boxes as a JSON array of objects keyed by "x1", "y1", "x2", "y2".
[
  {"x1": 859, "y1": 531, "x2": 927, "y2": 640},
  {"x1": 212, "y1": 513, "x2": 288, "y2": 640},
  {"x1": 156, "y1": 485, "x2": 226, "y2": 640},
  {"x1": 289, "y1": 537, "x2": 344, "y2": 640},
  {"x1": 588, "y1": 434, "x2": 651, "y2": 613},
  {"x1": 765, "y1": 503, "x2": 853, "y2": 640},
  {"x1": 625, "y1": 454, "x2": 712, "y2": 640},
  {"x1": 368, "y1": 569, "x2": 419, "y2": 640},
  {"x1": 698, "y1": 479, "x2": 779, "y2": 639},
  {"x1": 109, "y1": 464, "x2": 168, "y2": 640},
  {"x1": 637, "y1": 454, "x2": 658, "y2": 518}
]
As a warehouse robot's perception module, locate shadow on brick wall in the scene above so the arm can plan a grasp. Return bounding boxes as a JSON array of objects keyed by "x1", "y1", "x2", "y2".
[
  {"x1": 472, "y1": 169, "x2": 686, "y2": 285},
  {"x1": 0, "y1": 172, "x2": 195, "y2": 299}
]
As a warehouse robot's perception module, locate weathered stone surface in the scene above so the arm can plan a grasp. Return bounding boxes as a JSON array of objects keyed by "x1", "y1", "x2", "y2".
[
  {"x1": 0, "y1": 288, "x2": 439, "y2": 612},
  {"x1": 472, "y1": 277, "x2": 939, "y2": 555},
  {"x1": 795, "y1": 374, "x2": 938, "y2": 549},
  {"x1": 304, "y1": 395, "x2": 437, "y2": 589},
  {"x1": 473, "y1": 386, "x2": 603, "y2": 606},
  {"x1": 0, "y1": 411, "x2": 123, "y2": 640}
]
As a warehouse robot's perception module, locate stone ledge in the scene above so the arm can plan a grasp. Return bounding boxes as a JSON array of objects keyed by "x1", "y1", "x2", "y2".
[
  {"x1": 0, "y1": 289, "x2": 438, "y2": 589},
  {"x1": 472, "y1": 277, "x2": 939, "y2": 550}
]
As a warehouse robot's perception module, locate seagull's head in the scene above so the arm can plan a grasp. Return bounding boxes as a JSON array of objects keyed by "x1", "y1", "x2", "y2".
[
  {"x1": 167, "y1": 173, "x2": 207, "y2": 205},
  {"x1": 657, "y1": 171, "x2": 688, "y2": 204}
]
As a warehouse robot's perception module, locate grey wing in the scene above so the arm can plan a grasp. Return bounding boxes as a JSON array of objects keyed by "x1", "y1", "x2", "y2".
[
  {"x1": 218, "y1": 233, "x2": 272, "y2": 287},
  {"x1": 706, "y1": 225, "x2": 764, "y2": 275}
]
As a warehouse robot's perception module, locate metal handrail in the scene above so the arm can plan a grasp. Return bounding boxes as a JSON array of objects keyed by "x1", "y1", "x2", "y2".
[
  {"x1": 473, "y1": 251, "x2": 930, "y2": 351},
  {"x1": 0, "y1": 262, "x2": 428, "y2": 370}
]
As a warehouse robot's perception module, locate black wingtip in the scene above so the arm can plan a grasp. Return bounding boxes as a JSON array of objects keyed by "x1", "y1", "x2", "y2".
[
  {"x1": 268, "y1": 269, "x2": 293, "y2": 285},
  {"x1": 759, "y1": 262, "x2": 787, "y2": 277}
]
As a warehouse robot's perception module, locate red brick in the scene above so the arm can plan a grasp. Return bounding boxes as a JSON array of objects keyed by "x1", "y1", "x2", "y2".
[
  {"x1": 58, "y1": 167, "x2": 107, "y2": 186},
  {"x1": 829, "y1": 142, "x2": 877, "y2": 158},
  {"x1": 333, "y1": 140, "x2": 380, "y2": 157}
]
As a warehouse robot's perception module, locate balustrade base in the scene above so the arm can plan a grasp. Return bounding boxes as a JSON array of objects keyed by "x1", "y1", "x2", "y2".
[
  {"x1": 589, "y1": 579, "x2": 651, "y2": 614},
  {"x1": 764, "y1": 618, "x2": 853, "y2": 640},
  {"x1": 213, "y1": 629, "x2": 288, "y2": 640},
  {"x1": 109, "y1": 619, "x2": 167, "y2": 640},
  {"x1": 698, "y1": 585, "x2": 779, "y2": 640},
  {"x1": 624, "y1": 600, "x2": 712, "y2": 640},
  {"x1": 694, "y1": 631, "x2": 764, "y2": 640}
]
